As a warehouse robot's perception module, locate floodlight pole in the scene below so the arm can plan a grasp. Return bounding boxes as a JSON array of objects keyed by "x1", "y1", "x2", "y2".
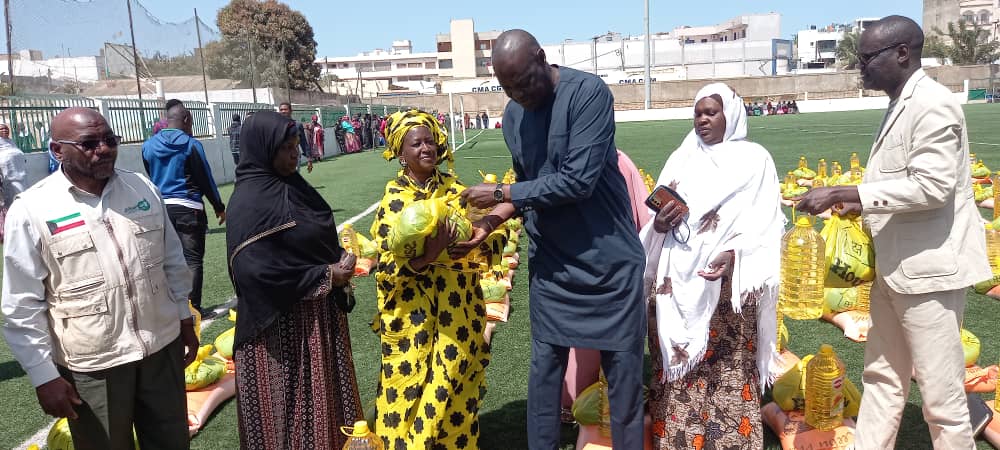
[
  {"x1": 643, "y1": 0, "x2": 651, "y2": 109},
  {"x1": 194, "y1": 8, "x2": 210, "y2": 104},
  {"x1": 125, "y1": 0, "x2": 145, "y2": 132},
  {"x1": 4, "y1": 0, "x2": 14, "y2": 95}
]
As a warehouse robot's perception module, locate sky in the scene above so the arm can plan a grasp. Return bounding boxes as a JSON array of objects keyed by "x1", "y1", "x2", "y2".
[{"x1": 4, "y1": 0, "x2": 922, "y2": 59}]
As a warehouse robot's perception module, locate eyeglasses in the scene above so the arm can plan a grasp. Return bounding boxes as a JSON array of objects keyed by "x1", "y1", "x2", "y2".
[
  {"x1": 858, "y1": 43, "x2": 904, "y2": 66},
  {"x1": 56, "y1": 135, "x2": 122, "y2": 152}
]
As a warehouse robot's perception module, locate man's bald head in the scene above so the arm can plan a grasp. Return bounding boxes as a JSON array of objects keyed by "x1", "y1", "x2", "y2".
[
  {"x1": 868, "y1": 15, "x2": 924, "y2": 58},
  {"x1": 492, "y1": 29, "x2": 556, "y2": 110},
  {"x1": 493, "y1": 29, "x2": 542, "y2": 68},
  {"x1": 858, "y1": 15, "x2": 923, "y2": 96},
  {"x1": 166, "y1": 103, "x2": 192, "y2": 134},
  {"x1": 51, "y1": 107, "x2": 107, "y2": 141},
  {"x1": 50, "y1": 107, "x2": 118, "y2": 187}
]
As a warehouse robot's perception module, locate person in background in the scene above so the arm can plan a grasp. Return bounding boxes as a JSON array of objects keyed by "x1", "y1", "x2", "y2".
[
  {"x1": 0, "y1": 135, "x2": 26, "y2": 242},
  {"x1": 342, "y1": 115, "x2": 361, "y2": 153},
  {"x1": 334, "y1": 115, "x2": 347, "y2": 154},
  {"x1": 303, "y1": 120, "x2": 315, "y2": 154},
  {"x1": 481, "y1": 111, "x2": 489, "y2": 129},
  {"x1": 475, "y1": 113, "x2": 483, "y2": 129},
  {"x1": 364, "y1": 113, "x2": 375, "y2": 149},
  {"x1": 644, "y1": 83, "x2": 783, "y2": 450},
  {"x1": 461, "y1": 29, "x2": 646, "y2": 450},
  {"x1": 311, "y1": 114, "x2": 325, "y2": 159},
  {"x1": 2, "y1": 107, "x2": 196, "y2": 449},
  {"x1": 227, "y1": 111, "x2": 361, "y2": 449},
  {"x1": 464, "y1": 112, "x2": 471, "y2": 130},
  {"x1": 371, "y1": 114, "x2": 383, "y2": 148},
  {"x1": 153, "y1": 99, "x2": 184, "y2": 136},
  {"x1": 142, "y1": 102, "x2": 226, "y2": 319},
  {"x1": 0, "y1": 123, "x2": 13, "y2": 145},
  {"x1": 278, "y1": 102, "x2": 313, "y2": 173},
  {"x1": 228, "y1": 114, "x2": 242, "y2": 165},
  {"x1": 795, "y1": 16, "x2": 990, "y2": 449}
]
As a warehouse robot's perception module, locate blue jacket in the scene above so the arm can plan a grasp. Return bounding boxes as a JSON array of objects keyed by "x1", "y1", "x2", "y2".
[{"x1": 141, "y1": 129, "x2": 225, "y2": 213}]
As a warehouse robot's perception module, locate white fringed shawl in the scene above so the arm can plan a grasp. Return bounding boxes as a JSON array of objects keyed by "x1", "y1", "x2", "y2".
[{"x1": 639, "y1": 83, "x2": 786, "y2": 390}]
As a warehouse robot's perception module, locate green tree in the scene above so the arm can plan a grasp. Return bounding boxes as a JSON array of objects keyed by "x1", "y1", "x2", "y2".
[
  {"x1": 143, "y1": 52, "x2": 202, "y2": 78},
  {"x1": 836, "y1": 30, "x2": 860, "y2": 70},
  {"x1": 932, "y1": 20, "x2": 1000, "y2": 65},
  {"x1": 213, "y1": 0, "x2": 321, "y2": 90}
]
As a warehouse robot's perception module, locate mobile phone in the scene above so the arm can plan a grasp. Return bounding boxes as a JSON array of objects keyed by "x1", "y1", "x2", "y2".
[
  {"x1": 968, "y1": 393, "x2": 993, "y2": 436},
  {"x1": 645, "y1": 185, "x2": 687, "y2": 212}
]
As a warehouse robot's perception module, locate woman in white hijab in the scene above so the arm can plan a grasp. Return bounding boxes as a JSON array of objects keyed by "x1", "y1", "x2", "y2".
[{"x1": 641, "y1": 83, "x2": 784, "y2": 449}]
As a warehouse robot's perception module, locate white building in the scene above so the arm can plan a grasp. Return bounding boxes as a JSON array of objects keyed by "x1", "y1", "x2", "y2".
[
  {"x1": 316, "y1": 14, "x2": 792, "y2": 95},
  {"x1": 960, "y1": 0, "x2": 1000, "y2": 40},
  {"x1": 316, "y1": 40, "x2": 439, "y2": 97},
  {"x1": 794, "y1": 18, "x2": 883, "y2": 71}
]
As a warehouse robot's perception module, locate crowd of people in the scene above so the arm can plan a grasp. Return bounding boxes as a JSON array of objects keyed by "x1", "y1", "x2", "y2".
[
  {"x1": 747, "y1": 100, "x2": 799, "y2": 116},
  {"x1": 0, "y1": 14, "x2": 989, "y2": 450}
]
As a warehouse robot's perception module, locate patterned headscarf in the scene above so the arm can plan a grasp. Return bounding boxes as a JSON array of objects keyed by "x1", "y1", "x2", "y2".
[{"x1": 382, "y1": 109, "x2": 453, "y2": 172}]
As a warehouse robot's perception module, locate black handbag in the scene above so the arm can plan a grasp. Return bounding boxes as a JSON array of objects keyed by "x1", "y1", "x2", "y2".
[{"x1": 331, "y1": 285, "x2": 356, "y2": 313}]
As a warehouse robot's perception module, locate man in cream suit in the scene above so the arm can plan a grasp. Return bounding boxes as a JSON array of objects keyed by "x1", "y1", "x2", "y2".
[{"x1": 796, "y1": 15, "x2": 990, "y2": 449}]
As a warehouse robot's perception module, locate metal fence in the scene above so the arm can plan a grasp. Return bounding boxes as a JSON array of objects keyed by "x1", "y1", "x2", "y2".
[
  {"x1": 104, "y1": 98, "x2": 164, "y2": 144},
  {"x1": 0, "y1": 95, "x2": 97, "y2": 152},
  {"x1": 217, "y1": 102, "x2": 275, "y2": 136},
  {"x1": 0, "y1": 95, "x2": 413, "y2": 153}
]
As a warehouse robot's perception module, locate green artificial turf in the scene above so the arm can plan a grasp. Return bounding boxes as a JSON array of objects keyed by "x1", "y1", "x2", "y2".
[{"x1": 3, "y1": 104, "x2": 1000, "y2": 449}]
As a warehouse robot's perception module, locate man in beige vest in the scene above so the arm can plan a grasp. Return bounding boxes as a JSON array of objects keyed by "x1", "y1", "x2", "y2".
[
  {"x1": 2, "y1": 108, "x2": 198, "y2": 449},
  {"x1": 796, "y1": 16, "x2": 991, "y2": 449}
]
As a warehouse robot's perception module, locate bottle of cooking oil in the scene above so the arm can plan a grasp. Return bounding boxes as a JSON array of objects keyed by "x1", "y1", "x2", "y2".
[
  {"x1": 780, "y1": 216, "x2": 826, "y2": 320},
  {"x1": 798, "y1": 156, "x2": 809, "y2": 170},
  {"x1": 849, "y1": 152, "x2": 860, "y2": 171},
  {"x1": 855, "y1": 282, "x2": 871, "y2": 313},
  {"x1": 813, "y1": 159, "x2": 827, "y2": 188},
  {"x1": 986, "y1": 223, "x2": 1000, "y2": 274},
  {"x1": 805, "y1": 344, "x2": 846, "y2": 431},
  {"x1": 598, "y1": 370, "x2": 611, "y2": 438},
  {"x1": 340, "y1": 223, "x2": 360, "y2": 255},
  {"x1": 829, "y1": 162, "x2": 843, "y2": 186},
  {"x1": 993, "y1": 172, "x2": 1000, "y2": 220},
  {"x1": 341, "y1": 421, "x2": 383, "y2": 450}
]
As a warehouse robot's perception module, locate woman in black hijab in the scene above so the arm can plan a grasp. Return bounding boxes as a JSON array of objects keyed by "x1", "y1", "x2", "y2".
[{"x1": 226, "y1": 111, "x2": 361, "y2": 450}]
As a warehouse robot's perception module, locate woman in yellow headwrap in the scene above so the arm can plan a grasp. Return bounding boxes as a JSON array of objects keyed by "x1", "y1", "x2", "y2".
[{"x1": 371, "y1": 110, "x2": 506, "y2": 449}]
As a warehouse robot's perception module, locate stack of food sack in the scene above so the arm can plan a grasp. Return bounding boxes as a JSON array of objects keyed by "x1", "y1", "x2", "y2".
[
  {"x1": 186, "y1": 309, "x2": 238, "y2": 436},
  {"x1": 763, "y1": 347, "x2": 860, "y2": 450}
]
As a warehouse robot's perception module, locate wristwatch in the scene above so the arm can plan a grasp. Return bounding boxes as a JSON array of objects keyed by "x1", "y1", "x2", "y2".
[{"x1": 492, "y1": 183, "x2": 504, "y2": 203}]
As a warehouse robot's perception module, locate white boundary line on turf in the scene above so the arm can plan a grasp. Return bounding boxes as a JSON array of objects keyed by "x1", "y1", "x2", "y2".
[
  {"x1": 15, "y1": 130, "x2": 487, "y2": 450},
  {"x1": 13, "y1": 297, "x2": 239, "y2": 450},
  {"x1": 336, "y1": 129, "x2": 486, "y2": 233}
]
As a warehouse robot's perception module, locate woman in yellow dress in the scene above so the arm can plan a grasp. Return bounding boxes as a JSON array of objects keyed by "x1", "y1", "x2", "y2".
[{"x1": 371, "y1": 110, "x2": 507, "y2": 450}]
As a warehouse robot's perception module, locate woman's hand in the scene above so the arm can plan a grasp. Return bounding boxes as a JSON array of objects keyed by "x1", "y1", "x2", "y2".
[
  {"x1": 330, "y1": 252, "x2": 357, "y2": 287},
  {"x1": 697, "y1": 250, "x2": 735, "y2": 281},
  {"x1": 424, "y1": 219, "x2": 457, "y2": 260},
  {"x1": 653, "y1": 200, "x2": 687, "y2": 234},
  {"x1": 450, "y1": 216, "x2": 500, "y2": 259},
  {"x1": 409, "y1": 220, "x2": 457, "y2": 271}
]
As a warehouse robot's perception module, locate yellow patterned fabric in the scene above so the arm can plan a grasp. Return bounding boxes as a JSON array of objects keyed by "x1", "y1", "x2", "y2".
[
  {"x1": 370, "y1": 168, "x2": 505, "y2": 450},
  {"x1": 382, "y1": 109, "x2": 454, "y2": 173}
]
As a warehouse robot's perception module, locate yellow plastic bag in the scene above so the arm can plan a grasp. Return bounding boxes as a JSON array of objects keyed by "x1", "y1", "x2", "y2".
[
  {"x1": 823, "y1": 214, "x2": 875, "y2": 288},
  {"x1": 387, "y1": 197, "x2": 471, "y2": 260}
]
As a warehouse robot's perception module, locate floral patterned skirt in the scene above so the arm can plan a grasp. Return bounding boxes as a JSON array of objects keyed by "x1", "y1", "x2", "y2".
[
  {"x1": 647, "y1": 283, "x2": 763, "y2": 450},
  {"x1": 235, "y1": 289, "x2": 362, "y2": 450}
]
